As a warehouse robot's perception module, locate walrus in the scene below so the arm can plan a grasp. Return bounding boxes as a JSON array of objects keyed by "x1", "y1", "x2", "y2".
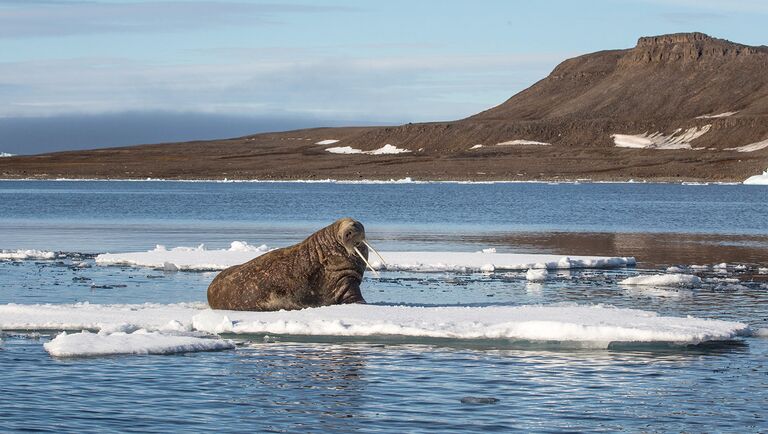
[{"x1": 207, "y1": 218, "x2": 383, "y2": 311}]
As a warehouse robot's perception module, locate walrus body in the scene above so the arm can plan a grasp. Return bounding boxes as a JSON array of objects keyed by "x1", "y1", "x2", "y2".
[{"x1": 207, "y1": 218, "x2": 368, "y2": 311}]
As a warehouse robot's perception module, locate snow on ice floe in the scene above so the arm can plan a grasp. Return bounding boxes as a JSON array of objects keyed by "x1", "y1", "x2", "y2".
[
  {"x1": 325, "y1": 144, "x2": 411, "y2": 155},
  {"x1": 743, "y1": 169, "x2": 768, "y2": 185},
  {"x1": 44, "y1": 329, "x2": 234, "y2": 357},
  {"x1": 0, "y1": 302, "x2": 750, "y2": 345},
  {"x1": 95, "y1": 244, "x2": 635, "y2": 273},
  {"x1": 315, "y1": 139, "x2": 340, "y2": 145},
  {"x1": 496, "y1": 139, "x2": 551, "y2": 146},
  {"x1": 0, "y1": 249, "x2": 56, "y2": 260},
  {"x1": 619, "y1": 274, "x2": 702, "y2": 288},
  {"x1": 695, "y1": 111, "x2": 737, "y2": 119},
  {"x1": 96, "y1": 242, "x2": 270, "y2": 270},
  {"x1": 612, "y1": 125, "x2": 711, "y2": 150},
  {"x1": 725, "y1": 138, "x2": 768, "y2": 153}
]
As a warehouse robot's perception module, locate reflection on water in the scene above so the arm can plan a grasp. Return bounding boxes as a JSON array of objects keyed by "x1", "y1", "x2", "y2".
[{"x1": 2, "y1": 337, "x2": 765, "y2": 433}]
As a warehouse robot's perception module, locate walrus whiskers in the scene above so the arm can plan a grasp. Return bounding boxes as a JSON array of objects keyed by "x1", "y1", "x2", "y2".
[
  {"x1": 362, "y1": 240, "x2": 387, "y2": 266},
  {"x1": 354, "y1": 246, "x2": 380, "y2": 278}
]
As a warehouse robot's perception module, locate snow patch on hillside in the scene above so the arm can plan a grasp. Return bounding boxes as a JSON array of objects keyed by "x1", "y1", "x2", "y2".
[{"x1": 612, "y1": 125, "x2": 711, "y2": 150}]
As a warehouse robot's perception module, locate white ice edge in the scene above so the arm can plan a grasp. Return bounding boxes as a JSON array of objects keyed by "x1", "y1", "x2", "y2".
[
  {"x1": 619, "y1": 274, "x2": 702, "y2": 288},
  {"x1": 44, "y1": 329, "x2": 235, "y2": 357},
  {"x1": 94, "y1": 244, "x2": 636, "y2": 272},
  {"x1": 0, "y1": 249, "x2": 57, "y2": 260},
  {"x1": 0, "y1": 302, "x2": 751, "y2": 345}
]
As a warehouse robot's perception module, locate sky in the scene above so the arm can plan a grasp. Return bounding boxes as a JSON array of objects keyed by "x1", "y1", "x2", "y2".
[{"x1": 1, "y1": 0, "x2": 767, "y2": 154}]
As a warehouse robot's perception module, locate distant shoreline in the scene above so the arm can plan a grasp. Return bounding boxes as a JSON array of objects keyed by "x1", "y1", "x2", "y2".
[{"x1": 0, "y1": 176, "x2": 747, "y2": 185}]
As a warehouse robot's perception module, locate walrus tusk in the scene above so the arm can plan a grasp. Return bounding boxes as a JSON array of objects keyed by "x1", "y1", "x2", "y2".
[
  {"x1": 354, "y1": 246, "x2": 380, "y2": 278},
  {"x1": 362, "y1": 240, "x2": 387, "y2": 266}
]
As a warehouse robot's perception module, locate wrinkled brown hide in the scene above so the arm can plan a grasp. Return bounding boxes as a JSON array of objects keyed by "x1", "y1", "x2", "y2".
[{"x1": 207, "y1": 218, "x2": 368, "y2": 311}]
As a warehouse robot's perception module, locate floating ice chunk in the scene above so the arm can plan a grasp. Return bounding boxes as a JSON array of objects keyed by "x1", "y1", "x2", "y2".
[
  {"x1": 753, "y1": 328, "x2": 768, "y2": 338},
  {"x1": 619, "y1": 274, "x2": 702, "y2": 288},
  {"x1": 612, "y1": 125, "x2": 711, "y2": 150},
  {"x1": 734, "y1": 265, "x2": 747, "y2": 271},
  {"x1": 725, "y1": 138, "x2": 768, "y2": 153},
  {"x1": 744, "y1": 169, "x2": 768, "y2": 185},
  {"x1": 666, "y1": 266, "x2": 686, "y2": 273},
  {"x1": 696, "y1": 111, "x2": 737, "y2": 119},
  {"x1": 315, "y1": 139, "x2": 340, "y2": 145},
  {"x1": 526, "y1": 268, "x2": 548, "y2": 281},
  {"x1": 758, "y1": 268, "x2": 768, "y2": 274},
  {"x1": 496, "y1": 139, "x2": 551, "y2": 146},
  {"x1": 2, "y1": 303, "x2": 749, "y2": 345},
  {"x1": 690, "y1": 265, "x2": 709, "y2": 270},
  {"x1": 480, "y1": 264, "x2": 495, "y2": 273},
  {"x1": 43, "y1": 330, "x2": 234, "y2": 357},
  {"x1": 0, "y1": 249, "x2": 56, "y2": 260},
  {"x1": 714, "y1": 263, "x2": 728, "y2": 269}
]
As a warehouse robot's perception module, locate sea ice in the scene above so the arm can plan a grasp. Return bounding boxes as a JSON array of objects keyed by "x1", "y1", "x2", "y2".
[
  {"x1": 612, "y1": 125, "x2": 711, "y2": 150},
  {"x1": 2, "y1": 303, "x2": 750, "y2": 345},
  {"x1": 43, "y1": 329, "x2": 234, "y2": 357},
  {"x1": 0, "y1": 249, "x2": 56, "y2": 260},
  {"x1": 743, "y1": 169, "x2": 768, "y2": 185},
  {"x1": 95, "y1": 244, "x2": 636, "y2": 272},
  {"x1": 619, "y1": 274, "x2": 702, "y2": 288}
]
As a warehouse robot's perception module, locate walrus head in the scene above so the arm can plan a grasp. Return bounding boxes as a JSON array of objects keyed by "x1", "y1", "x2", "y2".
[{"x1": 335, "y1": 217, "x2": 385, "y2": 277}]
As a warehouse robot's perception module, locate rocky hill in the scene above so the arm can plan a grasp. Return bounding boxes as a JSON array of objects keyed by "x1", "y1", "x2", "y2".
[{"x1": 2, "y1": 32, "x2": 767, "y2": 182}]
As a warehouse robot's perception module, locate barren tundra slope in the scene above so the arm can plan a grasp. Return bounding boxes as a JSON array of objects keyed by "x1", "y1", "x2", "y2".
[{"x1": 2, "y1": 33, "x2": 767, "y2": 182}]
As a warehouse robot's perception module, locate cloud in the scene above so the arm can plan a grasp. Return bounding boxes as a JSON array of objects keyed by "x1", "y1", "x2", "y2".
[
  {"x1": 0, "y1": 52, "x2": 565, "y2": 121},
  {"x1": 0, "y1": 1, "x2": 353, "y2": 38}
]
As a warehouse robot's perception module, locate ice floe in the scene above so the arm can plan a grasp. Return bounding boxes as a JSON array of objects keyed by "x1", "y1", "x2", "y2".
[
  {"x1": 496, "y1": 139, "x2": 551, "y2": 146},
  {"x1": 96, "y1": 242, "x2": 270, "y2": 270},
  {"x1": 525, "y1": 268, "x2": 548, "y2": 282},
  {"x1": 44, "y1": 329, "x2": 234, "y2": 357},
  {"x1": 0, "y1": 249, "x2": 56, "y2": 260},
  {"x1": 315, "y1": 139, "x2": 340, "y2": 145},
  {"x1": 612, "y1": 125, "x2": 711, "y2": 150},
  {"x1": 695, "y1": 111, "x2": 737, "y2": 119},
  {"x1": 95, "y1": 244, "x2": 635, "y2": 273},
  {"x1": 0, "y1": 302, "x2": 749, "y2": 345},
  {"x1": 725, "y1": 138, "x2": 768, "y2": 153},
  {"x1": 619, "y1": 274, "x2": 702, "y2": 288},
  {"x1": 325, "y1": 144, "x2": 411, "y2": 155},
  {"x1": 744, "y1": 169, "x2": 768, "y2": 185}
]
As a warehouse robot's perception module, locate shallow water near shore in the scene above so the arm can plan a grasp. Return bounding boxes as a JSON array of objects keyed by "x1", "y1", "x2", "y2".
[{"x1": 2, "y1": 180, "x2": 767, "y2": 432}]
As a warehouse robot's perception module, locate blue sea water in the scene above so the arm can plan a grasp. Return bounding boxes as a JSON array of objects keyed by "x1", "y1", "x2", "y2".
[{"x1": 1, "y1": 181, "x2": 767, "y2": 433}]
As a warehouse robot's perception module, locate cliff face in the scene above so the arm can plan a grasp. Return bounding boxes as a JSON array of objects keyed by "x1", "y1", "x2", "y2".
[{"x1": 471, "y1": 32, "x2": 768, "y2": 122}]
